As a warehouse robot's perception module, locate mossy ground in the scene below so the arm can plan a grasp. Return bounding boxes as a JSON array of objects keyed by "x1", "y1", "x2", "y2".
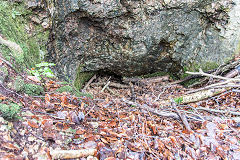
[
  {"x1": 140, "y1": 71, "x2": 168, "y2": 78},
  {"x1": 23, "y1": 83, "x2": 44, "y2": 96},
  {"x1": 0, "y1": 103, "x2": 21, "y2": 120},
  {"x1": 56, "y1": 85, "x2": 93, "y2": 98},
  {"x1": 13, "y1": 77, "x2": 44, "y2": 96}
]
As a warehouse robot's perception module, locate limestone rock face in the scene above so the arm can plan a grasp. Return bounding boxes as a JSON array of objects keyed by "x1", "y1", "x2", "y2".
[{"x1": 47, "y1": 0, "x2": 240, "y2": 80}]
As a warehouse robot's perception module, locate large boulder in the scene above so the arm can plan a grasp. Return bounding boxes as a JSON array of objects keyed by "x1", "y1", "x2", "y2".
[{"x1": 47, "y1": 0, "x2": 240, "y2": 81}]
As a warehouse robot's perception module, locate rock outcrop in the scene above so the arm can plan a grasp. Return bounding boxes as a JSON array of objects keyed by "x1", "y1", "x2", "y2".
[{"x1": 47, "y1": 0, "x2": 240, "y2": 81}]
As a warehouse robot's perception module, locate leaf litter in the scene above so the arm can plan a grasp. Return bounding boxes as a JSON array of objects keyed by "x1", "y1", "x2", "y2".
[{"x1": 0, "y1": 63, "x2": 240, "y2": 159}]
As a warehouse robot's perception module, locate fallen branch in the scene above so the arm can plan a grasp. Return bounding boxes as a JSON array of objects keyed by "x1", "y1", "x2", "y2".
[
  {"x1": 163, "y1": 68, "x2": 240, "y2": 104},
  {"x1": 101, "y1": 81, "x2": 110, "y2": 92},
  {"x1": 82, "y1": 74, "x2": 96, "y2": 91},
  {"x1": 186, "y1": 69, "x2": 240, "y2": 81},
  {"x1": 180, "y1": 88, "x2": 226, "y2": 104},
  {"x1": 50, "y1": 148, "x2": 97, "y2": 159},
  {"x1": 189, "y1": 62, "x2": 240, "y2": 87},
  {"x1": 122, "y1": 99, "x2": 203, "y2": 121},
  {"x1": 0, "y1": 56, "x2": 25, "y2": 79},
  {"x1": 0, "y1": 35, "x2": 23, "y2": 54},
  {"x1": 172, "y1": 101, "x2": 193, "y2": 133},
  {"x1": 122, "y1": 75, "x2": 169, "y2": 85},
  {"x1": 91, "y1": 82, "x2": 129, "y2": 89},
  {"x1": 196, "y1": 107, "x2": 240, "y2": 116},
  {"x1": 158, "y1": 88, "x2": 226, "y2": 105}
]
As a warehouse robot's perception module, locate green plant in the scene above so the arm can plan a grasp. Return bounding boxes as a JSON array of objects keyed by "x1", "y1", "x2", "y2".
[
  {"x1": 174, "y1": 97, "x2": 183, "y2": 104},
  {"x1": 11, "y1": 10, "x2": 21, "y2": 19},
  {"x1": 0, "y1": 103, "x2": 21, "y2": 120},
  {"x1": 29, "y1": 62, "x2": 55, "y2": 80}
]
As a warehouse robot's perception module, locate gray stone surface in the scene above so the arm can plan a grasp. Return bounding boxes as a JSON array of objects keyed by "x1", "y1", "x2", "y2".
[{"x1": 47, "y1": 0, "x2": 240, "y2": 80}]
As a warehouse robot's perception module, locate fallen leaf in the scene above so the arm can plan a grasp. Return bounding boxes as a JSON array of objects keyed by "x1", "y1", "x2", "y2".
[
  {"x1": 219, "y1": 124, "x2": 228, "y2": 130},
  {"x1": 61, "y1": 95, "x2": 68, "y2": 105},
  {"x1": 76, "y1": 128, "x2": 86, "y2": 135},
  {"x1": 101, "y1": 138, "x2": 109, "y2": 144},
  {"x1": 28, "y1": 120, "x2": 39, "y2": 128},
  {"x1": 45, "y1": 94, "x2": 51, "y2": 102},
  {"x1": 32, "y1": 100, "x2": 41, "y2": 107},
  {"x1": 2, "y1": 142, "x2": 19, "y2": 150}
]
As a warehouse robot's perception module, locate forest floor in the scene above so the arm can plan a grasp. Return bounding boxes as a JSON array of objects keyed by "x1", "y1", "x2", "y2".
[{"x1": 0, "y1": 57, "x2": 240, "y2": 160}]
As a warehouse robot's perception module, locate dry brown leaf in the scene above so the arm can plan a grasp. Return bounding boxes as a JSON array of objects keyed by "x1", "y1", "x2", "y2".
[
  {"x1": 108, "y1": 121, "x2": 117, "y2": 128},
  {"x1": 61, "y1": 95, "x2": 68, "y2": 105},
  {"x1": 32, "y1": 100, "x2": 41, "y2": 107},
  {"x1": 28, "y1": 120, "x2": 39, "y2": 129},
  {"x1": 101, "y1": 138, "x2": 109, "y2": 144},
  {"x1": 45, "y1": 94, "x2": 51, "y2": 103},
  {"x1": 127, "y1": 142, "x2": 143, "y2": 152},
  {"x1": 2, "y1": 142, "x2": 19, "y2": 150},
  {"x1": 219, "y1": 124, "x2": 228, "y2": 130},
  {"x1": 76, "y1": 128, "x2": 86, "y2": 135}
]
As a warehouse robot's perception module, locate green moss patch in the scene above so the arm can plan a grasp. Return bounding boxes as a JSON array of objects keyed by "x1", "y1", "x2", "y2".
[
  {"x1": 23, "y1": 83, "x2": 44, "y2": 96},
  {"x1": 0, "y1": 103, "x2": 21, "y2": 120},
  {"x1": 13, "y1": 78, "x2": 44, "y2": 96},
  {"x1": 74, "y1": 65, "x2": 95, "y2": 90},
  {"x1": 0, "y1": 1, "x2": 42, "y2": 70},
  {"x1": 141, "y1": 71, "x2": 168, "y2": 78},
  {"x1": 56, "y1": 85, "x2": 93, "y2": 98},
  {"x1": 0, "y1": 65, "x2": 8, "y2": 83}
]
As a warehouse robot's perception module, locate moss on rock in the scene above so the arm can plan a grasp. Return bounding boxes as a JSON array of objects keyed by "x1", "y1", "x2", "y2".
[
  {"x1": 0, "y1": 1, "x2": 48, "y2": 70},
  {"x1": 23, "y1": 83, "x2": 44, "y2": 96},
  {"x1": 141, "y1": 71, "x2": 168, "y2": 78},
  {"x1": 13, "y1": 76, "x2": 25, "y2": 92},
  {"x1": 0, "y1": 65, "x2": 8, "y2": 83},
  {"x1": 74, "y1": 65, "x2": 95, "y2": 90}
]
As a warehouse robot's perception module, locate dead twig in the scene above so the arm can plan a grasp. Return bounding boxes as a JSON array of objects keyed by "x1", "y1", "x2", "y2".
[
  {"x1": 123, "y1": 75, "x2": 169, "y2": 85},
  {"x1": 101, "y1": 81, "x2": 110, "y2": 92},
  {"x1": 91, "y1": 82, "x2": 129, "y2": 89},
  {"x1": 0, "y1": 83, "x2": 24, "y2": 98},
  {"x1": 50, "y1": 148, "x2": 97, "y2": 159},
  {"x1": 0, "y1": 56, "x2": 25, "y2": 79},
  {"x1": 122, "y1": 99, "x2": 203, "y2": 121},
  {"x1": 186, "y1": 69, "x2": 240, "y2": 81},
  {"x1": 106, "y1": 87, "x2": 120, "y2": 96},
  {"x1": 0, "y1": 56, "x2": 14, "y2": 68},
  {"x1": 196, "y1": 107, "x2": 240, "y2": 116},
  {"x1": 171, "y1": 101, "x2": 193, "y2": 133},
  {"x1": 82, "y1": 74, "x2": 96, "y2": 91}
]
